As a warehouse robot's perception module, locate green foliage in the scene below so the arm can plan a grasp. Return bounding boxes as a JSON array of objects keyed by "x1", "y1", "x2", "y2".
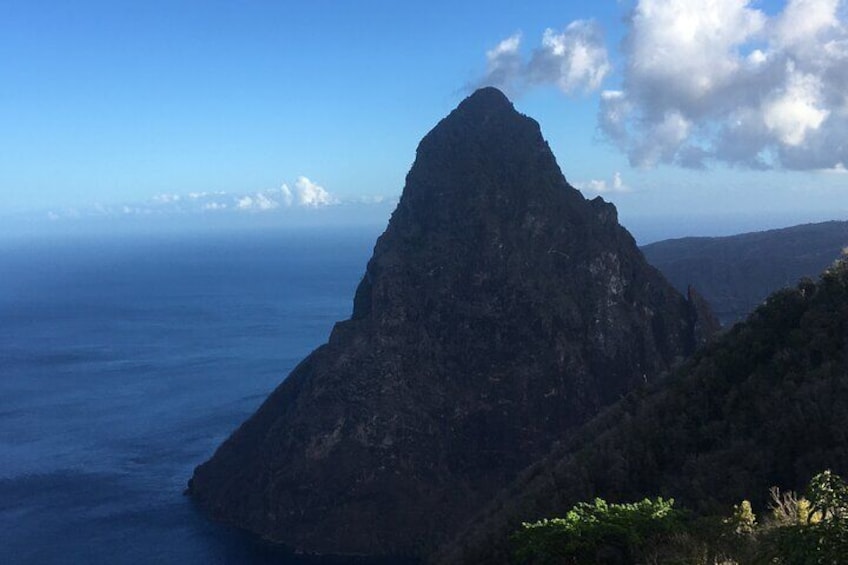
[
  {"x1": 511, "y1": 497, "x2": 686, "y2": 564},
  {"x1": 759, "y1": 522, "x2": 848, "y2": 565},
  {"x1": 512, "y1": 472, "x2": 848, "y2": 565},
  {"x1": 727, "y1": 500, "x2": 756, "y2": 535},
  {"x1": 806, "y1": 470, "x2": 848, "y2": 523}
]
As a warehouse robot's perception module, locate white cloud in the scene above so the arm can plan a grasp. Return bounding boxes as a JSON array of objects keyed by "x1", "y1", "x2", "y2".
[
  {"x1": 256, "y1": 193, "x2": 279, "y2": 210},
  {"x1": 280, "y1": 183, "x2": 294, "y2": 207},
  {"x1": 354, "y1": 195, "x2": 389, "y2": 204},
  {"x1": 633, "y1": 110, "x2": 692, "y2": 167},
  {"x1": 775, "y1": 0, "x2": 840, "y2": 48},
  {"x1": 588, "y1": 0, "x2": 848, "y2": 169},
  {"x1": 40, "y1": 175, "x2": 358, "y2": 224},
  {"x1": 820, "y1": 162, "x2": 848, "y2": 173},
  {"x1": 747, "y1": 49, "x2": 768, "y2": 65},
  {"x1": 489, "y1": 34, "x2": 522, "y2": 59},
  {"x1": 597, "y1": 0, "x2": 848, "y2": 170},
  {"x1": 611, "y1": 171, "x2": 628, "y2": 192},
  {"x1": 235, "y1": 192, "x2": 280, "y2": 211},
  {"x1": 484, "y1": 33, "x2": 524, "y2": 94},
  {"x1": 628, "y1": 0, "x2": 765, "y2": 103},
  {"x1": 480, "y1": 20, "x2": 610, "y2": 96},
  {"x1": 218, "y1": 178, "x2": 337, "y2": 212},
  {"x1": 762, "y1": 61, "x2": 829, "y2": 146},
  {"x1": 152, "y1": 193, "x2": 181, "y2": 204},
  {"x1": 576, "y1": 171, "x2": 630, "y2": 194},
  {"x1": 294, "y1": 176, "x2": 336, "y2": 207},
  {"x1": 531, "y1": 22, "x2": 611, "y2": 93}
]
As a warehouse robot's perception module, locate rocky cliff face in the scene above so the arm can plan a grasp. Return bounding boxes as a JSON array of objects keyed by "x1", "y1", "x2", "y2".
[{"x1": 188, "y1": 87, "x2": 711, "y2": 558}]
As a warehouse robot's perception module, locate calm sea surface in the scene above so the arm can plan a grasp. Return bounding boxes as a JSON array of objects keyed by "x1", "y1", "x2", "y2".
[{"x1": 0, "y1": 227, "x2": 390, "y2": 564}]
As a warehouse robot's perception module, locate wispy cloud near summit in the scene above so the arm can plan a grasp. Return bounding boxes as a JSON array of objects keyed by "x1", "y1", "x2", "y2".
[{"x1": 478, "y1": 21, "x2": 611, "y2": 97}]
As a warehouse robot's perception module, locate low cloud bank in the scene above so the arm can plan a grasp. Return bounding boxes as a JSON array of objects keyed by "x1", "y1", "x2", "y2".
[{"x1": 43, "y1": 177, "x2": 393, "y2": 222}]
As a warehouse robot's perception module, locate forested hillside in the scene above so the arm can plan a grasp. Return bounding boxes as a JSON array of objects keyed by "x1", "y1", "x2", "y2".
[
  {"x1": 437, "y1": 256, "x2": 848, "y2": 563},
  {"x1": 642, "y1": 221, "x2": 848, "y2": 324}
]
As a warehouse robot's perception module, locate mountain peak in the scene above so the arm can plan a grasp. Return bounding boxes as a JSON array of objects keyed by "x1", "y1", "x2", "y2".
[
  {"x1": 457, "y1": 86, "x2": 514, "y2": 114},
  {"x1": 419, "y1": 86, "x2": 536, "y2": 151},
  {"x1": 398, "y1": 87, "x2": 581, "y2": 233},
  {"x1": 189, "y1": 89, "x2": 713, "y2": 559}
]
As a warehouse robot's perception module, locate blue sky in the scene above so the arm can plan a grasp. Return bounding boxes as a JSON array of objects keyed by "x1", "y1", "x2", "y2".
[{"x1": 2, "y1": 0, "x2": 848, "y2": 241}]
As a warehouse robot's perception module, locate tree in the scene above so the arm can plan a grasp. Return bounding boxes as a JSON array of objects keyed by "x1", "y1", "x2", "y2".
[{"x1": 759, "y1": 471, "x2": 848, "y2": 564}]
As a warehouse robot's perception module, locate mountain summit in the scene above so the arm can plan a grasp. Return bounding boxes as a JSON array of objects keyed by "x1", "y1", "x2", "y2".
[{"x1": 188, "y1": 87, "x2": 712, "y2": 557}]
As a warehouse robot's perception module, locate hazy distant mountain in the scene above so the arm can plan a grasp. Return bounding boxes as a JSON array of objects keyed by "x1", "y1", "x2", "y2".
[
  {"x1": 188, "y1": 88, "x2": 714, "y2": 558},
  {"x1": 642, "y1": 221, "x2": 848, "y2": 324},
  {"x1": 438, "y1": 257, "x2": 848, "y2": 564}
]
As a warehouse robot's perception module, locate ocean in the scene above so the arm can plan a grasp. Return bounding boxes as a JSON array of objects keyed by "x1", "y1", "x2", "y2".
[{"x1": 0, "y1": 227, "x2": 391, "y2": 564}]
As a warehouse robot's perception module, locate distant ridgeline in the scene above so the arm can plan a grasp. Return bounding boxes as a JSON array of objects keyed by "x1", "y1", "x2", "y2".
[
  {"x1": 642, "y1": 221, "x2": 848, "y2": 325},
  {"x1": 437, "y1": 257, "x2": 848, "y2": 563},
  {"x1": 188, "y1": 88, "x2": 715, "y2": 558}
]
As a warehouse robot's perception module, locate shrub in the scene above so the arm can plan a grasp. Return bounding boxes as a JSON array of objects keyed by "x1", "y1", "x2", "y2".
[
  {"x1": 767, "y1": 487, "x2": 810, "y2": 526},
  {"x1": 511, "y1": 497, "x2": 686, "y2": 564},
  {"x1": 757, "y1": 471, "x2": 848, "y2": 564}
]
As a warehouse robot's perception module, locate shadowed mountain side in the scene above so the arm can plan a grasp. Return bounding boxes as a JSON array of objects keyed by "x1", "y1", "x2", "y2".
[
  {"x1": 435, "y1": 257, "x2": 848, "y2": 564},
  {"x1": 188, "y1": 87, "x2": 712, "y2": 558},
  {"x1": 643, "y1": 220, "x2": 848, "y2": 325}
]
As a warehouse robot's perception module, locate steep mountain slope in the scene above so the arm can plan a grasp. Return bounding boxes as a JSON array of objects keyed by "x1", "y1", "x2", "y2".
[
  {"x1": 643, "y1": 221, "x2": 848, "y2": 324},
  {"x1": 188, "y1": 87, "x2": 710, "y2": 557},
  {"x1": 439, "y1": 256, "x2": 848, "y2": 564}
]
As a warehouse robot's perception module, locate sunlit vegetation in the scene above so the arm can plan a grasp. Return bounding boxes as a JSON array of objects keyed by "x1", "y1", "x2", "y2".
[{"x1": 512, "y1": 471, "x2": 848, "y2": 564}]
